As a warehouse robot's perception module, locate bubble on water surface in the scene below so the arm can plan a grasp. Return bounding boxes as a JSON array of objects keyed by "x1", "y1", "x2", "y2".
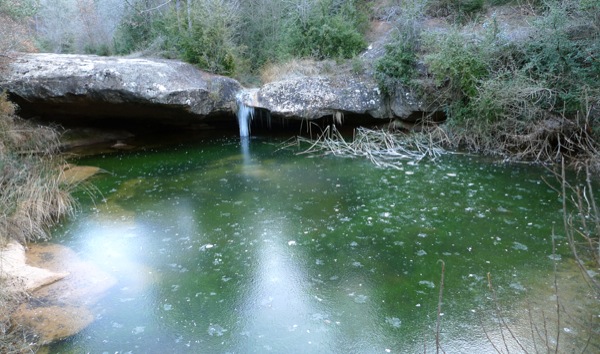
[
  {"x1": 416, "y1": 250, "x2": 427, "y2": 256},
  {"x1": 385, "y1": 317, "x2": 402, "y2": 328},
  {"x1": 288, "y1": 240, "x2": 297, "y2": 246},
  {"x1": 352, "y1": 261, "x2": 363, "y2": 267},
  {"x1": 208, "y1": 324, "x2": 227, "y2": 336},
  {"x1": 163, "y1": 303, "x2": 172, "y2": 311},
  {"x1": 350, "y1": 241, "x2": 358, "y2": 247},
  {"x1": 512, "y1": 242, "x2": 528, "y2": 251},
  {"x1": 132, "y1": 326, "x2": 145, "y2": 334}
]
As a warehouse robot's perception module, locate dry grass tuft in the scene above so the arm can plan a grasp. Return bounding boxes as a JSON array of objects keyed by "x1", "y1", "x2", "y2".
[
  {"x1": 0, "y1": 276, "x2": 38, "y2": 354},
  {"x1": 0, "y1": 91, "x2": 75, "y2": 351},
  {"x1": 0, "y1": 92, "x2": 75, "y2": 245},
  {"x1": 260, "y1": 58, "x2": 336, "y2": 83}
]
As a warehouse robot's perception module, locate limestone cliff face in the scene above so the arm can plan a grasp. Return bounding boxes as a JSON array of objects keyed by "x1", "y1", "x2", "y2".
[{"x1": 0, "y1": 53, "x2": 242, "y2": 126}]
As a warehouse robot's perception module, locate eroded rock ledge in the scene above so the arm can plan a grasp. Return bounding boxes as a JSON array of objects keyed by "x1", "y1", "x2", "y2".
[
  {"x1": 0, "y1": 53, "x2": 444, "y2": 129},
  {"x1": 0, "y1": 53, "x2": 242, "y2": 127}
]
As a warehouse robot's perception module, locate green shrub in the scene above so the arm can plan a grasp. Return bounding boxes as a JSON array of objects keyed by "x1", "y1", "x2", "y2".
[
  {"x1": 424, "y1": 30, "x2": 489, "y2": 99},
  {"x1": 285, "y1": 0, "x2": 368, "y2": 60},
  {"x1": 374, "y1": 37, "x2": 418, "y2": 95}
]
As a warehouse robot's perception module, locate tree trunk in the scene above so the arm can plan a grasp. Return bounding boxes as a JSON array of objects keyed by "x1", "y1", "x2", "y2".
[
  {"x1": 175, "y1": 0, "x2": 182, "y2": 33},
  {"x1": 186, "y1": 0, "x2": 192, "y2": 32}
]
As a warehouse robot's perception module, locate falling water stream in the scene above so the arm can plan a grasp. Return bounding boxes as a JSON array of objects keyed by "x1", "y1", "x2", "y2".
[{"x1": 46, "y1": 135, "x2": 598, "y2": 353}]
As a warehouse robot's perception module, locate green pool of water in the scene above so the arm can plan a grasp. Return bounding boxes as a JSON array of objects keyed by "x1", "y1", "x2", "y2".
[{"x1": 48, "y1": 136, "x2": 587, "y2": 353}]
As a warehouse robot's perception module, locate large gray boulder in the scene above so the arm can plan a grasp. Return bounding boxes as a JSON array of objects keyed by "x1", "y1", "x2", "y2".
[
  {"x1": 240, "y1": 75, "x2": 444, "y2": 124},
  {"x1": 241, "y1": 76, "x2": 388, "y2": 120},
  {"x1": 0, "y1": 53, "x2": 242, "y2": 126}
]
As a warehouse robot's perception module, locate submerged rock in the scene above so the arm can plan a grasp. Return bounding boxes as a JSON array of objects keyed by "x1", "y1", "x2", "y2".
[
  {"x1": 0, "y1": 53, "x2": 242, "y2": 126},
  {"x1": 59, "y1": 164, "x2": 104, "y2": 185},
  {"x1": 9, "y1": 243, "x2": 117, "y2": 345},
  {"x1": 11, "y1": 305, "x2": 94, "y2": 345},
  {"x1": 0, "y1": 242, "x2": 68, "y2": 293}
]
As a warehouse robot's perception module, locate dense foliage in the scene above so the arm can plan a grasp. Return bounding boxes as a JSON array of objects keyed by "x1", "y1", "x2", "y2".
[
  {"x1": 110, "y1": 0, "x2": 370, "y2": 76},
  {"x1": 373, "y1": 0, "x2": 599, "y2": 163}
]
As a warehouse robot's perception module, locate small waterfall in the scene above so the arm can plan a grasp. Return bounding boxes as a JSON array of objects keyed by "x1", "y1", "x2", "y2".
[{"x1": 236, "y1": 95, "x2": 255, "y2": 137}]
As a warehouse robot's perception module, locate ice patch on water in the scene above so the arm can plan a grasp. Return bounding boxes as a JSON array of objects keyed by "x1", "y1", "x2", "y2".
[
  {"x1": 419, "y1": 280, "x2": 435, "y2": 288},
  {"x1": 199, "y1": 244, "x2": 214, "y2": 251},
  {"x1": 288, "y1": 240, "x2": 297, "y2": 246},
  {"x1": 354, "y1": 295, "x2": 368, "y2": 303},
  {"x1": 132, "y1": 326, "x2": 145, "y2": 334},
  {"x1": 512, "y1": 242, "x2": 528, "y2": 251},
  {"x1": 312, "y1": 313, "x2": 327, "y2": 321},
  {"x1": 112, "y1": 322, "x2": 123, "y2": 328},
  {"x1": 208, "y1": 324, "x2": 227, "y2": 336},
  {"x1": 385, "y1": 317, "x2": 402, "y2": 328},
  {"x1": 352, "y1": 261, "x2": 363, "y2": 267},
  {"x1": 548, "y1": 254, "x2": 562, "y2": 261},
  {"x1": 510, "y1": 282, "x2": 526, "y2": 292}
]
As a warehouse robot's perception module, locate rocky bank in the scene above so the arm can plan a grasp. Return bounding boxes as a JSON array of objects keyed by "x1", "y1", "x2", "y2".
[{"x1": 0, "y1": 52, "x2": 443, "y2": 130}]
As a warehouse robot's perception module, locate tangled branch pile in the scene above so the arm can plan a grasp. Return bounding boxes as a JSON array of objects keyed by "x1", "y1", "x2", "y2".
[{"x1": 295, "y1": 125, "x2": 448, "y2": 169}]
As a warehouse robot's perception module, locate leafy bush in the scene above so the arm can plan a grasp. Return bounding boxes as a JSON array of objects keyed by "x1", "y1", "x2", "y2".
[
  {"x1": 424, "y1": 30, "x2": 489, "y2": 99},
  {"x1": 423, "y1": 0, "x2": 600, "y2": 161},
  {"x1": 285, "y1": 0, "x2": 368, "y2": 60},
  {"x1": 374, "y1": 37, "x2": 418, "y2": 95}
]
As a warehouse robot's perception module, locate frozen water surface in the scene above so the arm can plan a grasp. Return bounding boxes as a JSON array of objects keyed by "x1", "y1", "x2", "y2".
[{"x1": 48, "y1": 136, "x2": 580, "y2": 353}]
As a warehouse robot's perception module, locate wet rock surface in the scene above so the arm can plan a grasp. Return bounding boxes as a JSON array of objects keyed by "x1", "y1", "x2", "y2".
[{"x1": 10, "y1": 243, "x2": 117, "y2": 345}]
